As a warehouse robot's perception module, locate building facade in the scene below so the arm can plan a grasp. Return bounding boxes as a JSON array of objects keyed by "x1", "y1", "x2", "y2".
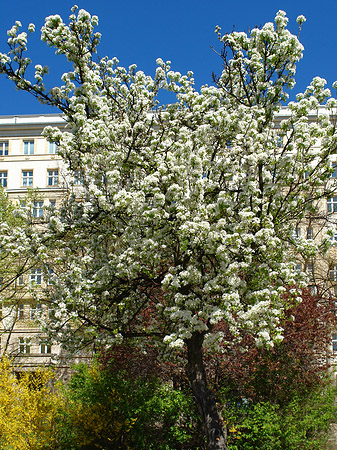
[{"x1": 0, "y1": 114, "x2": 91, "y2": 374}]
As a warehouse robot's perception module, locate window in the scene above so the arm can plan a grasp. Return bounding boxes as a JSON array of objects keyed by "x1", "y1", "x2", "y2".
[
  {"x1": 19, "y1": 337, "x2": 30, "y2": 354},
  {"x1": 48, "y1": 142, "x2": 58, "y2": 154},
  {"x1": 30, "y1": 269, "x2": 42, "y2": 285},
  {"x1": 333, "y1": 334, "x2": 337, "y2": 353},
  {"x1": 330, "y1": 265, "x2": 337, "y2": 282},
  {"x1": 47, "y1": 268, "x2": 54, "y2": 285},
  {"x1": 17, "y1": 275, "x2": 24, "y2": 286},
  {"x1": 49, "y1": 199, "x2": 56, "y2": 209},
  {"x1": 276, "y1": 135, "x2": 283, "y2": 148},
  {"x1": 295, "y1": 263, "x2": 302, "y2": 272},
  {"x1": 73, "y1": 170, "x2": 84, "y2": 185},
  {"x1": 331, "y1": 163, "x2": 337, "y2": 178},
  {"x1": 47, "y1": 169, "x2": 59, "y2": 186},
  {"x1": 18, "y1": 304, "x2": 24, "y2": 320},
  {"x1": 305, "y1": 263, "x2": 314, "y2": 281},
  {"x1": 307, "y1": 227, "x2": 313, "y2": 239},
  {"x1": 327, "y1": 197, "x2": 337, "y2": 213},
  {"x1": 0, "y1": 171, "x2": 7, "y2": 187},
  {"x1": 30, "y1": 304, "x2": 42, "y2": 320},
  {"x1": 32, "y1": 201, "x2": 44, "y2": 218},
  {"x1": 22, "y1": 170, "x2": 33, "y2": 187},
  {"x1": 331, "y1": 230, "x2": 337, "y2": 245},
  {"x1": 40, "y1": 342, "x2": 51, "y2": 354},
  {"x1": 23, "y1": 141, "x2": 34, "y2": 155},
  {"x1": 0, "y1": 141, "x2": 8, "y2": 156},
  {"x1": 293, "y1": 227, "x2": 301, "y2": 239},
  {"x1": 48, "y1": 307, "x2": 55, "y2": 320}
]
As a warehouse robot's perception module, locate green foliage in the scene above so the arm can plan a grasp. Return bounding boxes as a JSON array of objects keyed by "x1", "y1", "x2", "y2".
[
  {"x1": 281, "y1": 385, "x2": 337, "y2": 450},
  {"x1": 54, "y1": 361, "x2": 203, "y2": 450},
  {"x1": 140, "y1": 384, "x2": 202, "y2": 449},
  {"x1": 0, "y1": 355, "x2": 335, "y2": 450},
  {"x1": 223, "y1": 384, "x2": 337, "y2": 450},
  {"x1": 225, "y1": 402, "x2": 281, "y2": 450}
]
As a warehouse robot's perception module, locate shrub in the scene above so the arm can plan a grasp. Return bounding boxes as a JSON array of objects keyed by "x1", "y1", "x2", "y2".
[
  {"x1": 223, "y1": 383, "x2": 337, "y2": 450},
  {"x1": 0, "y1": 358, "x2": 63, "y2": 450},
  {"x1": 57, "y1": 361, "x2": 203, "y2": 450}
]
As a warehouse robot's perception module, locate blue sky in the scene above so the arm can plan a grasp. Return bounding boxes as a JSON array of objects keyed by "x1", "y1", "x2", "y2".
[{"x1": 0, "y1": 0, "x2": 335, "y2": 115}]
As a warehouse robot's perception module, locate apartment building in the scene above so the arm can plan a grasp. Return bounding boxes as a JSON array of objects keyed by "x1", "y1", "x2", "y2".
[
  {"x1": 0, "y1": 114, "x2": 65, "y2": 202},
  {"x1": 0, "y1": 114, "x2": 92, "y2": 374}
]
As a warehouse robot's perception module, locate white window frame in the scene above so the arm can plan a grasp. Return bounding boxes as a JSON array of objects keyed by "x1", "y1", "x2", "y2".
[
  {"x1": 295, "y1": 263, "x2": 302, "y2": 272},
  {"x1": 331, "y1": 162, "x2": 337, "y2": 178},
  {"x1": 73, "y1": 170, "x2": 84, "y2": 185},
  {"x1": 330, "y1": 265, "x2": 337, "y2": 282},
  {"x1": 327, "y1": 197, "x2": 337, "y2": 213},
  {"x1": 48, "y1": 142, "x2": 58, "y2": 154},
  {"x1": 276, "y1": 135, "x2": 283, "y2": 148},
  {"x1": 47, "y1": 169, "x2": 59, "y2": 186},
  {"x1": 40, "y1": 342, "x2": 52, "y2": 354},
  {"x1": 30, "y1": 269, "x2": 42, "y2": 285},
  {"x1": 30, "y1": 303, "x2": 42, "y2": 320},
  {"x1": 22, "y1": 170, "x2": 33, "y2": 187},
  {"x1": 23, "y1": 140, "x2": 34, "y2": 155},
  {"x1": 33, "y1": 201, "x2": 44, "y2": 218},
  {"x1": 0, "y1": 171, "x2": 7, "y2": 187},
  {"x1": 293, "y1": 227, "x2": 301, "y2": 239},
  {"x1": 0, "y1": 141, "x2": 8, "y2": 156},
  {"x1": 19, "y1": 337, "x2": 30, "y2": 354},
  {"x1": 18, "y1": 304, "x2": 24, "y2": 320},
  {"x1": 47, "y1": 268, "x2": 54, "y2": 285},
  {"x1": 48, "y1": 306, "x2": 55, "y2": 320}
]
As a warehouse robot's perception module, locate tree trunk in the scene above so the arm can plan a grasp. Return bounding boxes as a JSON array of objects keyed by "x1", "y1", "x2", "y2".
[{"x1": 186, "y1": 332, "x2": 227, "y2": 450}]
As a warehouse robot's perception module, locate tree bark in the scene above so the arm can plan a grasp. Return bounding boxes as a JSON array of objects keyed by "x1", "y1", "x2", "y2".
[{"x1": 186, "y1": 332, "x2": 227, "y2": 450}]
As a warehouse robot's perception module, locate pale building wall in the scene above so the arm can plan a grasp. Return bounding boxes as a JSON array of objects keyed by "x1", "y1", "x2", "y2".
[{"x1": 0, "y1": 114, "x2": 79, "y2": 374}]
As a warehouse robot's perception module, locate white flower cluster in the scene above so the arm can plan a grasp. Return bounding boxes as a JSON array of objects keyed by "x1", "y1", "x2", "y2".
[{"x1": 2, "y1": 8, "x2": 336, "y2": 355}]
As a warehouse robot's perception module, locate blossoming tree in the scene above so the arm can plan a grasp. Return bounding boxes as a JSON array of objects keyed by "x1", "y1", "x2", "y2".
[{"x1": 1, "y1": 8, "x2": 337, "y2": 449}]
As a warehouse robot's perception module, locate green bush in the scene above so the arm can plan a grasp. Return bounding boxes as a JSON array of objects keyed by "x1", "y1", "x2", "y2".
[
  {"x1": 49, "y1": 358, "x2": 337, "y2": 450},
  {"x1": 223, "y1": 384, "x2": 337, "y2": 450},
  {"x1": 225, "y1": 401, "x2": 282, "y2": 450},
  {"x1": 54, "y1": 362, "x2": 203, "y2": 450}
]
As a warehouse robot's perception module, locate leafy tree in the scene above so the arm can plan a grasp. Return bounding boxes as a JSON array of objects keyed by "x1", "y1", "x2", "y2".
[
  {"x1": 1, "y1": 8, "x2": 337, "y2": 450},
  {"x1": 210, "y1": 289, "x2": 336, "y2": 406}
]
